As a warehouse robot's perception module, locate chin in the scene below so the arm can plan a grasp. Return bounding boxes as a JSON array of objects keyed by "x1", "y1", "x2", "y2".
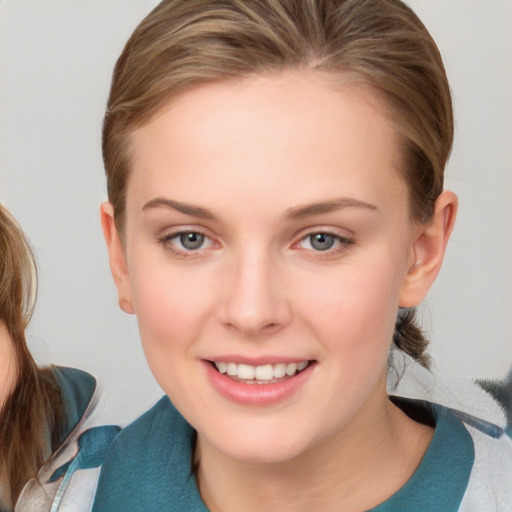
[{"x1": 198, "y1": 418, "x2": 319, "y2": 466}]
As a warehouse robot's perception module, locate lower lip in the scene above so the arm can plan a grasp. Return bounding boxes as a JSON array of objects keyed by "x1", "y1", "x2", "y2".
[{"x1": 203, "y1": 361, "x2": 315, "y2": 406}]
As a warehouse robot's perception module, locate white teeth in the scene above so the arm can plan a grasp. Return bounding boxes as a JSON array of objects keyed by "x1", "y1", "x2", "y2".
[
  {"x1": 237, "y1": 364, "x2": 255, "y2": 380},
  {"x1": 255, "y1": 364, "x2": 273, "y2": 381},
  {"x1": 273, "y1": 363, "x2": 286, "y2": 378},
  {"x1": 213, "y1": 360, "x2": 310, "y2": 381},
  {"x1": 286, "y1": 363, "x2": 298, "y2": 376}
]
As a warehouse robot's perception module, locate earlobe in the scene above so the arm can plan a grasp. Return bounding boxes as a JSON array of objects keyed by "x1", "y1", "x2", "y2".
[
  {"x1": 100, "y1": 202, "x2": 135, "y2": 314},
  {"x1": 399, "y1": 190, "x2": 458, "y2": 308}
]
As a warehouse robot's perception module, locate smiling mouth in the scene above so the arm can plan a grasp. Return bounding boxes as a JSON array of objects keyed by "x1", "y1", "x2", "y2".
[{"x1": 210, "y1": 360, "x2": 315, "y2": 384}]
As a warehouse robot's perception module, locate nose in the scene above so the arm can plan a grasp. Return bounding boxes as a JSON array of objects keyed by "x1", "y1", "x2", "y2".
[{"x1": 218, "y1": 248, "x2": 292, "y2": 337}]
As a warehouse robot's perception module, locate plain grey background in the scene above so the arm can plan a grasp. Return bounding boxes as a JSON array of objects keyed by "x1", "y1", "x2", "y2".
[{"x1": 1, "y1": 0, "x2": 511, "y2": 424}]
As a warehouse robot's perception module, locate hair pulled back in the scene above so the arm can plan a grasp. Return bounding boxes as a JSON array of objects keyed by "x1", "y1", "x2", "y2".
[
  {"x1": 0, "y1": 205, "x2": 62, "y2": 508},
  {"x1": 103, "y1": 0, "x2": 454, "y2": 367}
]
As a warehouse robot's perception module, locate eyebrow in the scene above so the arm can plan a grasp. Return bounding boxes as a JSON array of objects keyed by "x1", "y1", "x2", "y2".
[
  {"x1": 142, "y1": 196, "x2": 377, "y2": 221},
  {"x1": 142, "y1": 197, "x2": 217, "y2": 220},
  {"x1": 284, "y1": 198, "x2": 377, "y2": 219}
]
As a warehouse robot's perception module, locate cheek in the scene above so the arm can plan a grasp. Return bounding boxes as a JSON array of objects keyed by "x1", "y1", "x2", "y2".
[
  {"x1": 298, "y1": 260, "x2": 400, "y2": 415},
  {"x1": 128, "y1": 262, "x2": 218, "y2": 399},
  {"x1": 297, "y1": 249, "x2": 404, "y2": 358},
  {"x1": 128, "y1": 254, "x2": 217, "y2": 359}
]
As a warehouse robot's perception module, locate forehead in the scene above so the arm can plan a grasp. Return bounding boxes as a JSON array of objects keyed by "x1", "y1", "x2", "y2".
[{"x1": 127, "y1": 71, "x2": 407, "y2": 216}]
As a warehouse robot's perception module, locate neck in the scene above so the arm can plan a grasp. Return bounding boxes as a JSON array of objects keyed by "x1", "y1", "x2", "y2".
[
  {"x1": 196, "y1": 377, "x2": 433, "y2": 512},
  {"x1": 0, "y1": 322, "x2": 18, "y2": 410}
]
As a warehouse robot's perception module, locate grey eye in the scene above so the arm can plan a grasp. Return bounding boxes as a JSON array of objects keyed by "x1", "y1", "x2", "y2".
[
  {"x1": 309, "y1": 233, "x2": 335, "y2": 251},
  {"x1": 180, "y1": 232, "x2": 205, "y2": 250}
]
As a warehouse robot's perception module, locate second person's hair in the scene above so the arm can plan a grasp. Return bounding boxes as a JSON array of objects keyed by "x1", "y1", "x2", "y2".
[{"x1": 0, "y1": 205, "x2": 63, "y2": 508}]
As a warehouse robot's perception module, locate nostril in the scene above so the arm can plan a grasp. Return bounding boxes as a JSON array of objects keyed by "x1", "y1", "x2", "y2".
[{"x1": 261, "y1": 322, "x2": 280, "y2": 333}]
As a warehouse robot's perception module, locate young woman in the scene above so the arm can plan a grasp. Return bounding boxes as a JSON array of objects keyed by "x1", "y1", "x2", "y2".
[
  {"x1": 92, "y1": 0, "x2": 512, "y2": 510},
  {"x1": 0, "y1": 205, "x2": 118, "y2": 512}
]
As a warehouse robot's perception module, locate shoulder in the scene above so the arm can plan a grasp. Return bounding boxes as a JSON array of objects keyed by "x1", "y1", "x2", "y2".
[
  {"x1": 112, "y1": 393, "x2": 189, "y2": 442},
  {"x1": 389, "y1": 354, "x2": 512, "y2": 511},
  {"x1": 389, "y1": 351, "x2": 509, "y2": 433},
  {"x1": 98, "y1": 394, "x2": 192, "y2": 469},
  {"x1": 459, "y1": 424, "x2": 512, "y2": 512},
  {"x1": 92, "y1": 396, "x2": 205, "y2": 512},
  {"x1": 15, "y1": 367, "x2": 121, "y2": 512},
  {"x1": 52, "y1": 366, "x2": 98, "y2": 449},
  {"x1": 93, "y1": 396, "x2": 192, "y2": 488},
  {"x1": 96, "y1": 394, "x2": 191, "y2": 463},
  {"x1": 378, "y1": 398, "x2": 511, "y2": 512}
]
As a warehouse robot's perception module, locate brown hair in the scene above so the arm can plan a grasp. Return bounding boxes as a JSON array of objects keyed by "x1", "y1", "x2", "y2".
[
  {"x1": 103, "y1": 0, "x2": 454, "y2": 367},
  {"x1": 0, "y1": 205, "x2": 62, "y2": 509}
]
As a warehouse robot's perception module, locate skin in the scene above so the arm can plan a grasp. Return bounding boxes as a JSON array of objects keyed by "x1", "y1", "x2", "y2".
[
  {"x1": 0, "y1": 322, "x2": 17, "y2": 409},
  {"x1": 102, "y1": 71, "x2": 457, "y2": 511}
]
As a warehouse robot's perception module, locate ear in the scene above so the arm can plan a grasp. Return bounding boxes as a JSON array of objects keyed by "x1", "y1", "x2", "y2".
[
  {"x1": 399, "y1": 190, "x2": 458, "y2": 308},
  {"x1": 100, "y1": 202, "x2": 135, "y2": 314}
]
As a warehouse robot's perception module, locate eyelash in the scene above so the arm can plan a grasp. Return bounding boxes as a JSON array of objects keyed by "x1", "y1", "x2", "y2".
[
  {"x1": 294, "y1": 231, "x2": 355, "y2": 257},
  {"x1": 157, "y1": 229, "x2": 354, "y2": 259},
  {"x1": 157, "y1": 229, "x2": 215, "y2": 258}
]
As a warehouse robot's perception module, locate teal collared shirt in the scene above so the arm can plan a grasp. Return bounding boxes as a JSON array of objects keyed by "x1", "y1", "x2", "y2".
[
  {"x1": 370, "y1": 400, "x2": 474, "y2": 511},
  {"x1": 52, "y1": 367, "x2": 97, "y2": 449},
  {"x1": 43, "y1": 368, "x2": 120, "y2": 512},
  {"x1": 92, "y1": 396, "x2": 476, "y2": 512}
]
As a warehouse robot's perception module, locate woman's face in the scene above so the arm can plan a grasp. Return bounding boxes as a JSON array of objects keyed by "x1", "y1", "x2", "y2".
[
  {"x1": 110, "y1": 72, "x2": 422, "y2": 463},
  {"x1": 0, "y1": 322, "x2": 17, "y2": 409}
]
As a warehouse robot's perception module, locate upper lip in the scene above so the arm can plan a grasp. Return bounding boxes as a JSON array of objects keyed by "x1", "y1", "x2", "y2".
[{"x1": 204, "y1": 356, "x2": 314, "y2": 365}]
